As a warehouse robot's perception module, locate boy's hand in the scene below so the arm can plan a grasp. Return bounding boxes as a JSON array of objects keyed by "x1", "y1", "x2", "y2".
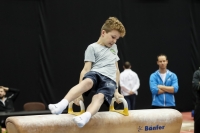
[
  {"x1": 114, "y1": 92, "x2": 124, "y2": 104},
  {"x1": 73, "y1": 95, "x2": 84, "y2": 106}
]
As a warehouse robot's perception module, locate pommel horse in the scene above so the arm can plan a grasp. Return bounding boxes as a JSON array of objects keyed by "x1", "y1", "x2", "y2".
[{"x1": 6, "y1": 98, "x2": 182, "y2": 133}]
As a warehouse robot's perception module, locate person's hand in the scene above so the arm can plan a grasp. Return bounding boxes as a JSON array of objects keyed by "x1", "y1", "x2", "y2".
[
  {"x1": 157, "y1": 85, "x2": 165, "y2": 89},
  {"x1": 114, "y1": 92, "x2": 124, "y2": 104},
  {"x1": 158, "y1": 89, "x2": 165, "y2": 94},
  {"x1": 73, "y1": 95, "x2": 84, "y2": 106},
  {"x1": 2, "y1": 86, "x2": 9, "y2": 91},
  {"x1": 129, "y1": 91, "x2": 134, "y2": 95}
]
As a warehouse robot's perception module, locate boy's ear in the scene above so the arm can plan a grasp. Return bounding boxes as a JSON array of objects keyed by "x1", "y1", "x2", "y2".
[
  {"x1": 101, "y1": 30, "x2": 105, "y2": 37},
  {"x1": 101, "y1": 30, "x2": 107, "y2": 35}
]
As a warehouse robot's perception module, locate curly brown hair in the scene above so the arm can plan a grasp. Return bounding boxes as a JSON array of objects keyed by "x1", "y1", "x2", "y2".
[{"x1": 101, "y1": 17, "x2": 126, "y2": 37}]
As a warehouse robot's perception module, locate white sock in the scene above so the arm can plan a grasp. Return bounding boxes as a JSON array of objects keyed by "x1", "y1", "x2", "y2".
[
  {"x1": 48, "y1": 99, "x2": 68, "y2": 115},
  {"x1": 73, "y1": 112, "x2": 91, "y2": 128}
]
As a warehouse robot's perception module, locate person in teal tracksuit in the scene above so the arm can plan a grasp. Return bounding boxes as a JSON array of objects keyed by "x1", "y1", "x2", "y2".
[{"x1": 149, "y1": 54, "x2": 179, "y2": 109}]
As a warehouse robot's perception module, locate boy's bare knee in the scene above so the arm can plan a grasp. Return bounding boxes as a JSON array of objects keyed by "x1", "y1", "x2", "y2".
[
  {"x1": 96, "y1": 93, "x2": 104, "y2": 98},
  {"x1": 92, "y1": 93, "x2": 104, "y2": 103}
]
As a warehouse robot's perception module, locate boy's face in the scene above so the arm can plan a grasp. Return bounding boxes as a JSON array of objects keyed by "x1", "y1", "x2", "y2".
[
  {"x1": 102, "y1": 30, "x2": 120, "y2": 47},
  {"x1": 157, "y1": 56, "x2": 168, "y2": 69}
]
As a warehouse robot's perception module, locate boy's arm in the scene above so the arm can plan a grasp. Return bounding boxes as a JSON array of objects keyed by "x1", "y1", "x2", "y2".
[
  {"x1": 116, "y1": 71, "x2": 120, "y2": 90},
  {"x1": 79, "y1": 61, "x2": 92, "y2": 83},
  {"x1": 114, "y1": 62, "x2": 123, "y2": 103},
  {"x1": 115, "y1": 62, "x2": 120, "y2": 90},
  {"x1": 74, "y1": 61, "x2": 92, "y2": 106}
]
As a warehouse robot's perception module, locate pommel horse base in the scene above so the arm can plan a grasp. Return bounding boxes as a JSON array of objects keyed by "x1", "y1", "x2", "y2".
[{"x1": 6, "y1": 109, "x2": 182, "y2": 133}]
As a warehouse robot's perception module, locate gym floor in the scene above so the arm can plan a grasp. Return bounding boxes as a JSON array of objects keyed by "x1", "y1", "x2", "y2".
[{"x1": 181, "y1": 112, "x2": 194, "y2": 133}]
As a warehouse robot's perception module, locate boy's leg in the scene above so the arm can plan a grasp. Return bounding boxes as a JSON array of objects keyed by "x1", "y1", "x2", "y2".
[
  {"x1": 73, "y1": 93, "x2": 104, "y2": 128},
  {"x1": 48, "y1": 78, "x2": 93, "y2": 115}
]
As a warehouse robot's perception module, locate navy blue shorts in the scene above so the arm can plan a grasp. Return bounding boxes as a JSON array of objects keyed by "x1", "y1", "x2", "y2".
[{"x1": 83, "y1": 71, "x2": 116, "y2": 104}]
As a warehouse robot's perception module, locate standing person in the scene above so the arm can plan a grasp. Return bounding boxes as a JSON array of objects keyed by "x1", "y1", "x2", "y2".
[
  {"x1": 192, "y1": 67, "x2": 200, "y2": 133},
  {"x1": 149, "y1": 54, "x2": 179, "y2": 109},
  {"x1": 0, "y1": 86, "x2": 20, "y2": 128},
  {"x1": 120, "y1": 61, "x2": 140, "y2": 110},
  {"x1": 48, "y1": 17, "x2": 126, "y2": 128}
]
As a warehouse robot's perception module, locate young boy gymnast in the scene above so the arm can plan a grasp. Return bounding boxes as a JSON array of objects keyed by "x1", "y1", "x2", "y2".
[{"x1": 48, "y1": 16, "x2": 126, "y2": 128}]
